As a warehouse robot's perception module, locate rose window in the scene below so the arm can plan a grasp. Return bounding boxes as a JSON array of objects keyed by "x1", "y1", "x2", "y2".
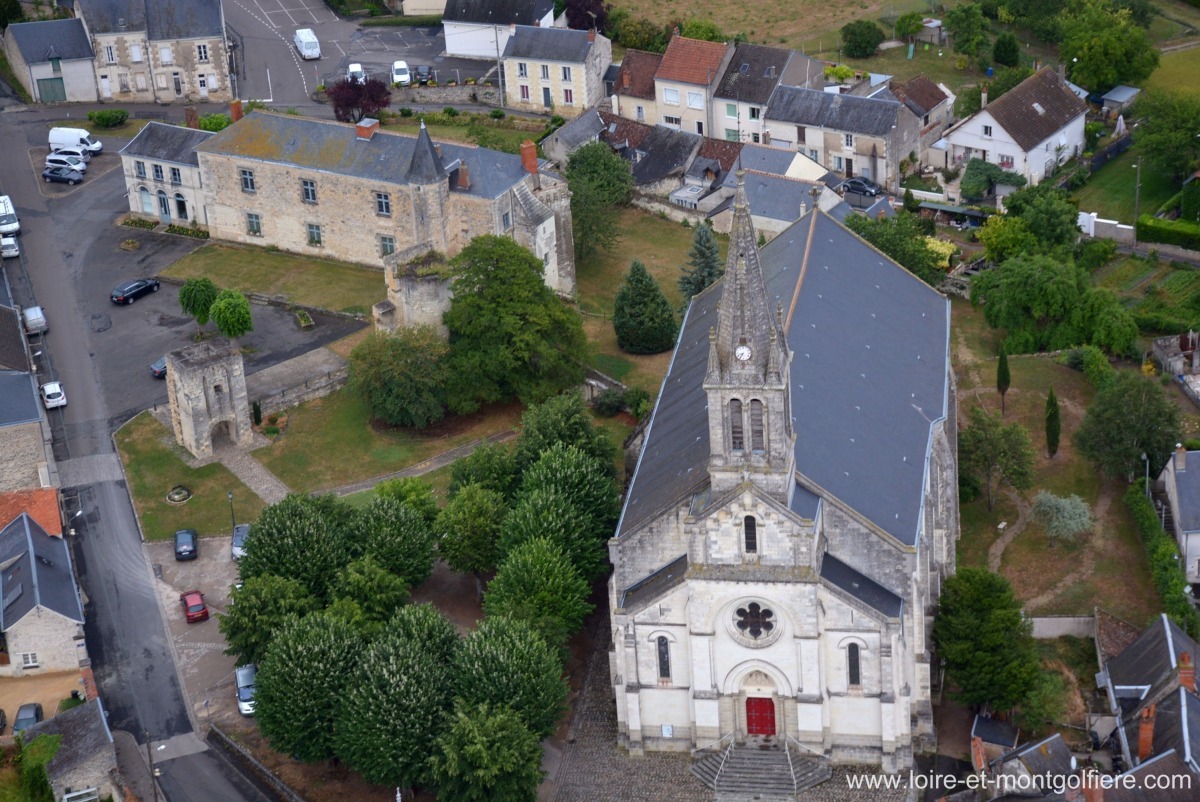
[{"x1": 735, "y1": 602, "x2": 775, "y2": 639}]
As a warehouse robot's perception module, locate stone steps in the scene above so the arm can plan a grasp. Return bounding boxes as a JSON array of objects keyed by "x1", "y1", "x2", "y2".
[{"x1": 690, "y1": 744, "x2": 832, "y2": 800}]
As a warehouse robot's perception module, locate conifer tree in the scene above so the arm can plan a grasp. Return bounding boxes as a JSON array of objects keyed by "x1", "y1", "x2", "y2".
[
  {"x1": 1045, "y1": 386, "x2": 1061, "y2": 458},
  {"x1": 997, "y1": 345, "x2": 1011, "y2": 416},
  {"x1": 678, "y1": 222, "x2": 723, "y2": 303},
  {"x1": 613, "y1": 261, "x2": 678, "y2": 354}
]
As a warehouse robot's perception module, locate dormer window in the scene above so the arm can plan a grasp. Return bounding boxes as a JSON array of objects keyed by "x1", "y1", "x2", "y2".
[
  {"x1": 744, "y1": 516, "x2": 757, "y2": 553},
  {"x1": 729, "y1": 399, "x2": 744, "y2": 450}
]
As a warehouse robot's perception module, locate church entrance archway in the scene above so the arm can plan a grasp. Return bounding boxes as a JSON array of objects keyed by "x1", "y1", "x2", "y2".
[{"x1": 746, "y1": 697, "x2": 776, "y2": 735}]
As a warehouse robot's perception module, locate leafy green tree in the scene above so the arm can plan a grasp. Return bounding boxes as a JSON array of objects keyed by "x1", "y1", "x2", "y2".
[
  {"x1": 959, "y1": 406, "x2": 1036, "y2": 510},
  {"x1": 438, "y1": 483, "x2": 509, "y2": 576},
  {"x1": 1069, "y1": 288, "x2": 1138, "y2": 356},
  {"x1": 330, "y1": 556, "x2": 410, "y2": 635},
  {"x1": 430, "y1": 702, "x2": 545, "y2": 802},
  {"x1": 1031, "y1": 490, "x2": 1093, "y2": 543},
  {"x1": 1001, "y1": 184, "x2": 1079, "y2": 252},
  {"x1": 239, "y1": 494, "x2": 354, "y2": 601},
  {"x1": 198, "y1": 113, "x2": 232, "y2": 132},
  {"x1": 1132, "y1": 90, "x2": 1200, "y2": 181},
  {"x1": 450, "y1": 442, "x2": 519, "y2": 499},
  {"x1": 390, "y1": 602, "x2": 460, "y2": 664},
  {"x1": 960, "y1": 159, "x2": 1027, "y2": 199},
  {"x1": 934, "y1": 568, "x2": 1040, "y2": 711},
  {"x1": 679, "y1": 18, "x2": 727, "y2": 42},
  {"x1": 1014, "y1": 671, "x2": 1067, "y2": 733},
  {"x1": 209, "y1": 288, "x2": 253, "y2": 340},
  {"x1": 178, "y1": 277, "x2": 218, "y2": 337},
  {"x1": 992, "y1": 31, "x2": 1019, "y2": 67},
  {"x1": 614, "y1": 17, "x2": 668, "y2": 52},
  {"x1": 997, "y1": 345, "x2": 1011, "y2": 416},
  {"x1": 843, "y1": 212, "x2": 946, "y2": 287},
  {"x1": 513, "y1": 391, "x2": 617, "y2": 475},
  {"x1": 444, "y1": 236, "x2": 587, "y2": 413},
  {"x1": 944, "y1": 2, "x2": 988, "y2": 59},
  {"x1": 500, "y1": 487, "x2": 600, "y2": 578},
  {"x1": 840, "y1": 19, "x2": 885, "y2": 58},
  {"x1": 1045, "y1": 386, "x2": 1061, "y2": 458},
  {"x1": 566, "y1": 142, "x2": 633, "y2": 260},
  {"x1": 0, "y1": 0, "x2": 23, "y2": 28},
  {"x1": 1061, "y1": 1, "x2": 1158, "y2": 94},
  {"x1": 484, "y1": 537, "x2": 594, "y2": 647},
  {"x1": 352, "y1": 496, "x2": 436, "y2": 588},
  {"x1": 348, "y1": 327, "x2": 449, "y2": 428},
  {"x1": 978, "y1": 216, "x2": 1038, "y2": 264},
  {"x1": 375, "y1": 476, "x2": 440, "y2": 523},
  {"x1": 256, "y1": 611, "x2": 363, "y2": 762},
  {"x1": 902, "y1": 187, "x2": 920, "y2": 213},
  {"x1": 333, "y1": 630, "x2": 452, "y2": 788},
  {"x1": 454, "y1": 616, "x2": 568, "y2": 737},
  {"x1": 1075, "y1": 372, "x2": 1182, "y2": 479},
  {"x1": 519, "y1": 444, "x2": 619, "y2": 572},
  {"x1": 955, "y1": 67, "x2": 1032, "y2": 117},
  {"x1": 219, "y1": 575, "x2": 319, "y2": 665},
  {"x1": 678, "y1": 221, "x2": 723, "y2": 303},
  {"x1": 613, "y1": 261, "x2": 677, "y2": 354},
  {"x1": 895, "y1": 11, "x2": 924, "y2": 42}
]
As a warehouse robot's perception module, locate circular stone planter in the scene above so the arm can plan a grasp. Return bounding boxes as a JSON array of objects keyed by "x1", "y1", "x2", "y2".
[{"x1": 166, "y1": 485, "x2": 193, "y2": 504}]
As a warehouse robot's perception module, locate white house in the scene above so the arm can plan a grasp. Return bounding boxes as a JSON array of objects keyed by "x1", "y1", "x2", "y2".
[
  {"x1": 944, "y1": 67, "x2": 1087, "y2": 186},
  {"x1": 3, "y1": 19, "x2": 98, "y2": 103},
  {"x1": 1160, "y1": 445, "x2": 1200, "y2": 588},
  {"x1": 442, "y1": 0, "x2": 555, "y2": 60}
]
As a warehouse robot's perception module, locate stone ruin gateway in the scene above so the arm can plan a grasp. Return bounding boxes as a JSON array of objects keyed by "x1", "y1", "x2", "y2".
[{"x1": 166, "y1": 338, "x2": 253, "y2": 459}]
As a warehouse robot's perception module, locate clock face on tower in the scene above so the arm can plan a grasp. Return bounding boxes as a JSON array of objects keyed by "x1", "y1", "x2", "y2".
[{"x1": 735, "y1": 344, "x2": 752, "y2": 362}]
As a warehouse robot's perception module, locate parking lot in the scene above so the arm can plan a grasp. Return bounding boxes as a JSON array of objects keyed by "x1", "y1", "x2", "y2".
[
  {"x1": 27, "y1": 148, "x2": 123, "y2": 198},
  {"x1": 317, "y1": 27, "x2": 493, "y2": 90}
]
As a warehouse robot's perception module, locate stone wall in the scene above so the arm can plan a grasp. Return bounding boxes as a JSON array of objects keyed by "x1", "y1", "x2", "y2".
[
  {"x1": 1030, "y1": 615, "x2": 1094, "y2": 639},
  {"x1": 0, "y1": 421, "x2": 46, "y2": 492},
  {"x1": 256, "y1": 367, "x2": 348, "y2": 418},
  {"x1": 397, "y1": 83, "x2": 503, "y2": 107},
  {"x1": 1, "y1": 609, "x2": 83, "y2": 677}
]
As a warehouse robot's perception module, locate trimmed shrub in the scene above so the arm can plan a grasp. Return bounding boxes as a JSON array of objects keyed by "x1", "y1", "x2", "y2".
[
  {"x1": 1137, "y1": 215, "x2": 1200, "y2": 251},
  {"x1": 1125, "y1": 482, "x2": 1200, "y2": 638},
  {"x1": 1031, "y1": 491, "x2": 1092, "y2": 542},
  {"x1": 398, "y1": 106, "x2": 414, "y2": 117},
  {"x1": 593, "y1": 388, "x2": 624, "y2": 417},
  {"x1": 1182, "y1": 181, "x2": 1200, "y2": 223},
  {"x1": 86, "y1": 108, "x2": 129, "y2": 128},
  {"x1": 1076, "y1": 238, "x2": 1116, "y2": 271},
  {"x1": 490, "y1": 108, "x2": 506, "y2": 119},
  {"x1": 443, "y1": 106, "x2": 458, "y2": 117}
]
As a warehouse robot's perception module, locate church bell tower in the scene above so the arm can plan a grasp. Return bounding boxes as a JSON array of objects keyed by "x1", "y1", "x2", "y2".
[{"x1": 703, "y1": 172, "x2": 796, "y2": 502}]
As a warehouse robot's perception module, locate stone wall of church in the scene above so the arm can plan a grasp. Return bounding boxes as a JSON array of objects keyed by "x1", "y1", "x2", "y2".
[
  {"x1": 820, "y1": 503, "x2": 916, "y2": 604},
  {"x1": 692, "y1": 489, "x2": 817, "y2": 571},
  {"x1": 609, "y1": 502, "x2": 692, "y2": 594}
]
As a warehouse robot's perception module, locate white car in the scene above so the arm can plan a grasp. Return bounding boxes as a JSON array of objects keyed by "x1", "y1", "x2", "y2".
[
  {"x1": 40, "y1": 382, "x2": 66, "y2": 409},
  {"x1": 45, "y1": 153, "x2": 87, "y2": 173},
  {"x1": 390, "y1": 60, "x2": 410, "y2": 86},
  {"x1": 235, "y1": 664, "x2": 257, "y2": 716},
  {"x1": 0, "y1": 237, "x2": 17, "y2": 259},
  {"x1": 346, "y1": 63, "x2": 366, "y2": 84}
]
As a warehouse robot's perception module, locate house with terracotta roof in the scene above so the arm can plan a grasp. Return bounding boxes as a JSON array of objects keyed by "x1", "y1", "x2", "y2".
[
  {"x1": 889, "y1": 74, "x2": 954, "y2": 161},
  {"x1": 501, "y1": 25, "x2": 612, "y2": 118},
  {"x1": 652, "y1": 35, "x2": 733, "y2": 137},
  {"x1": 944, "y1": 67, "x2": 1087, "y2": 185},
  {"x1": 0, "y1": 488, "x2": 62, "y2": 536},
  {"x1": 611, "y1": 49, "x2": 662, "y2": 124},
  {"x1": 712, "y1": 43, "x2": 823, "y2": 145}
]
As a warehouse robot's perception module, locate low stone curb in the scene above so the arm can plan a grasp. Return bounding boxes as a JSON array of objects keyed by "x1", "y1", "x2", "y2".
[{"x1": 207, "y1": 724, "x2": 308, "y2": 802}]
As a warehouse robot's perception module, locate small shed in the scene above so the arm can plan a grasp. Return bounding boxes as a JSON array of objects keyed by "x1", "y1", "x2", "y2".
[
  {"x1": 1101, "y1": 85, "x2": 1141, "y2": 117},
  {"x1": 916, "y1": 18, "x2": 943, "y2": 45}
]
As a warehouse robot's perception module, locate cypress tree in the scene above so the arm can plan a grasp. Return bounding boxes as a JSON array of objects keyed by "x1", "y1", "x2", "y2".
[
  {"x1": 1045, "y1": 386, "x2": 1061, "y2": 458},
  {"x1": 613, "y1": 261, "x2": 678, "y2": 354},
  {"x1": 997, "y1": 345, "x2": 1011, "y2": 417},
  {"x1": 678, "y1": 222, "x2": 723, "y2": 303}
]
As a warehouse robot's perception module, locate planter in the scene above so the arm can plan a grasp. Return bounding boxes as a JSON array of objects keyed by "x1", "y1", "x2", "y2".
[
  {"x1": 295, "y1": 310, "x2": 315, "y2": 330},
  {"x1": 120, "y1": 239, "x2": 141, "y2": 251},
  {"x1": 166, "y1": 485, "x2": 192, "y2": 504}
]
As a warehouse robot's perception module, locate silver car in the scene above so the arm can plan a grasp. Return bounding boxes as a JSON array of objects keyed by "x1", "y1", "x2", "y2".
[
  {"x1": 231, "y1": 523, "x2": 250, "y2": 559},
  {"x1": 45, "y1": 153, "x2": 88, "y2": 173},
  {"x1": 235, "y1": 664, "x2": 257, "y2": 716}
]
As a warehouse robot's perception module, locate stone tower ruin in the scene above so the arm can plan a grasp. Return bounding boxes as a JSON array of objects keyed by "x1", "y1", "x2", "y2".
[{"x1": 166, "y1": 338, "x2": 253, "y2": 459}]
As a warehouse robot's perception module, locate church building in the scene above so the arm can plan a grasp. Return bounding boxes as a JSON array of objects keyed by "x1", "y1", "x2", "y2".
[{"x1": 608, "y1": 175, "x2": 958, "y2": 772}]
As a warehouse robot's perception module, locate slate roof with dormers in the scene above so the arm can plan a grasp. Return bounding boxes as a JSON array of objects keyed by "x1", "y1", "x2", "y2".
[
  {"x1": 195, "y1": 112, "x2": 535, "y2": 200},
  {"x1": 614, "y1": 50, "x2": 662, "y2": 100},
  {"x1": 443, "y1": 0, "x2": 554, "y2": 25},
  {"x1": 6, "y1": 19, "x2": 94, "y2": 63},
  {"x1": 0, "y1": 371, "x2": 40, "y2": 429},
  {"x1": 617, "y1": 209, "x2": 950, "y2": 547},
  {"x1": 76, "y1": 0, "x2": 146, "y2": 35},
  {"x1": 766, "y1": 85, "x2": 902, "y2": 136},
  {"x1": 714, "y1": 43, "x2": 794, "y2": 105},
  {"x1": 1116, "y1": 686, "x2": 1200, "y2": 767},
  {"x1": 0, "y1": 513, "x2": 84, "y2": 631},
  {"x1": 1106, "y1": 750, "x2": 1199, "y2": 802},
  {"x1": 1106, "y1": 614, "x2": 1200, "y2": 705},
  {"x1": 0, "y1": 307, "x2": 29, "y2": 373},
  {"x1": 119, "y1": 121, "x2": 214, "y2": 168},
  {"x1": 599, "y1": 110, "x2": 651, "y2": 151},
  {"x1": 979, "y1": 67, "x2": 1087, "y2": 152},
  {"x1": 656, "y1": 36, "x2": 729, "y2": 86},
  {"x1": 503, "y1": 25, "x2": 594, "y2": 63}
]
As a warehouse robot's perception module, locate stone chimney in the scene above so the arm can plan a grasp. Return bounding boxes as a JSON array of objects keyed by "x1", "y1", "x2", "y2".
[
  {"x1": 456, "y1": 163, "x2": 471, "y2": 190},
  {"x1": 799, "y1": 199, "x2": 807, "y2": 218},
  {"x1": 1058, "y1": 63, "x2": 1066, "y2": 83},
  {"x1": 230, "y1": 99, "x2": 243, "y2": 122},
  {"x1": 980, "y1": 87, "x2": 988, "y2": 108},
  {"x1": 588, "y1": 28, "x2": 596, "y2": 43},
  {"x1": 184, "y1": 106, "x2": 199, "y2": 129},
  {"x1": 356, "y1": 118, "x2": 379, "y2": 140},
  {"x1": 1138, "y1": 704, "x2": 1156, "y2": 763},
  {"x1": 434, "y1": 144, "x2": 442, "y2": 159},
  {"x1": 1177, "y1": 443, "x2": 1187, "y2": 472},
  {"x1": 1180, "y1": 651, "x2": 1196, "y2": 693}
]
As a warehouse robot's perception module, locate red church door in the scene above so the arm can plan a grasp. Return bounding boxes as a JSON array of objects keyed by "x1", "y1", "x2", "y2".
[{"x1": 746, "y1": 697, "x2": 776, "y2": 736}]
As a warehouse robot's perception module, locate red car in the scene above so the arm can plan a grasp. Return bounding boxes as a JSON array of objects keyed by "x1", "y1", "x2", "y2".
[{"x1": 180, "y1": 590, "x2": 209, "y2": 623}]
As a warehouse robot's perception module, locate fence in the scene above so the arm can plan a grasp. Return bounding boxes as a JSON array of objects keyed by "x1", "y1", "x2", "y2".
[
  {"x1": 1077, "y1": 211, "x2": 1135, "y2": 245},
  {"x1": 1088, "y1": 132, "x2": 1133, "y2": 172}
]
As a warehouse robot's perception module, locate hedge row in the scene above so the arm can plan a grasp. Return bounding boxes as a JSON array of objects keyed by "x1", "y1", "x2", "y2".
[
  {"x1": 1137, "y1": 215, "x2": 1200, "y2": 251},
  {"x1": 360, "y1": 14, "x2": 442, "y2": 26},
  {"x1": 1124, "y1": 482, "x2": 1200, "y2": 638}
]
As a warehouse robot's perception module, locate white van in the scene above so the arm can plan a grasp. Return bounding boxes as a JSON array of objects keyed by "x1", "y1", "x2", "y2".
[
  {"x1": 49, "y1": 127, "x2": 102, "y2": 154},
  {"x1": 0, "y1": 196, "x2": 18, "y2": 236},
  {"x1": 293, "y1": 29, "x2": 320, "y2": 60}
]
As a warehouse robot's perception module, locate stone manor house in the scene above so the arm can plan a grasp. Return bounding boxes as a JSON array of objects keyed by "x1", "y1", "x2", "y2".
[{"x1": 609, "y1": 174, "x2": 958, "y2": 771}]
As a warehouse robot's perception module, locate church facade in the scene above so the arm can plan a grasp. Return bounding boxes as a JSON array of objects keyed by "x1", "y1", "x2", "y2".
[{"x1": 607, "y1": 177, "x2": 958, "y2": 772}]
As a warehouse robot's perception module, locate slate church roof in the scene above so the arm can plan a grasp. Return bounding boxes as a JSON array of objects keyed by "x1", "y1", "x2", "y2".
[
  {"x1": 6, "y1": 19, "x2": 94, "y2": 63},
  {"x1": 0, "y1": 513, "x2": 84, "y2": 630},
  {"x1": 617, "y1": 208, "x2": 950, "y2": 547}
]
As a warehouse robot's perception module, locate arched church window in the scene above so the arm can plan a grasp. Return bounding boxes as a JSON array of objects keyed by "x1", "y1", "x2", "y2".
[
  {"x1": 848, "y1": 643, "x2": 861, "y2": 687},
  {"x1": 729, "y1": 400, "x2": 744, "y2": 450},
  {"x1": 750, "y1": 400, "x2": 764, "y2": 451},
  {"x1": 657, "y1": 636, "x2": 670, "y2": 679},
  {"x1": 744, "y1": 516, "x2": 757, "y2": 553}
]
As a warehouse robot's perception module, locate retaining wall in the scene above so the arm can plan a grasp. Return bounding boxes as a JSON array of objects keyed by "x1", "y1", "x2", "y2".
[
  {"x1": 256, "y1": 368, "x2": 348, "y2": 417},
  {"x1": 207, "y1": 725, "x2": 307, "y2": 802},
  {"x1": 1030, "y1": 615, "x2": 1095, "y2": 639}
]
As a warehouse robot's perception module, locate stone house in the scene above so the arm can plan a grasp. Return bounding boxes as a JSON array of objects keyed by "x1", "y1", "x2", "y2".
[
  {"x1": 611, "y1": 49, "x2": 661, "y2": 125},
  {"x1": 763, "y1": 84, "x2": 921, "y2": 190},
  {"x1": 0, "y1": 513, "x2": 85, "y2": 677},
  {"x1": 23, "y1": 699, "x2": 118, "y2": 802},
  {"x1": 712, "y1": 43, "x2": 823, "y2": 145},
  {"x1": 120, "y1": 120, "x2": 215, "y2": 226},
  {"x1": 943, "y1": 67, "x2": 1087, "y2": 186},
  {"x1": 888, "y1": 74, "x2": 954, "y2": 166},
  {"x1": 502, "y1": 25, "x2": 612, "y2": 118},
  {"x1": 653, "y1": 35, "x2": 733, "y2": 137},
  {"x1": 608, "y1": 176, "x2": 957, "y2": 770},
  {"x1": 194, "y1": 112, "x2": 574, "y2": 294},
  {"x1": 442, "y1": 0, "x2": 555, "y2": 59},
  {"x1": 3, "y1": 18, "x2": 98, "y2": 103},
  {"x1": 76, "y1": 0, "x2": 231, "y2": 103}
]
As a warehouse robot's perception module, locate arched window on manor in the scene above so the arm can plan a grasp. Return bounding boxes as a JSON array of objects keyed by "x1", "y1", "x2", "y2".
[
  {"x1": 657, "y1": 636, "x2": 670, "y2": 679},
  {"x1": 848, "y1": 643, "x2": 861, "y2": 687},
  {"x1": 750, "y1": 400, "x2": 764, "y2": 451},
  {"x1": 729, "y1": 399, "x2": 744, "y2": 451},
  {"x1": 744, "y1": 516, "x2": 757, "y2": 553},
  {"x1": 174, "y1": 193, "x2": 187, "y2": 219}
]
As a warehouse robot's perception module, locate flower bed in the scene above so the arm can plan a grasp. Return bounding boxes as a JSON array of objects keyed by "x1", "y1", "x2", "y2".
[{"x1": 165, "y1": 224, "x2": 210, "y2": 239}]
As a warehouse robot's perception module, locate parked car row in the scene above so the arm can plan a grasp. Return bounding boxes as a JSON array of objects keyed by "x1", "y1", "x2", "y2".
[{"x1": 41, "y1": 128, "x2": 102, "y2": 186}]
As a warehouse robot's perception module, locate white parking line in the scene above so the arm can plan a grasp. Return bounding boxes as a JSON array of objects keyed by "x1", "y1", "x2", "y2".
[{"x1": 228, "y1": 0, "x2": 309, "y2": 96}]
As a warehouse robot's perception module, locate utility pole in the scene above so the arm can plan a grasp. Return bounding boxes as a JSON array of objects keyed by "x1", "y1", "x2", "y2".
[{"x1": 1132, "y1": 154, "x2": 1142, "y2": 247}]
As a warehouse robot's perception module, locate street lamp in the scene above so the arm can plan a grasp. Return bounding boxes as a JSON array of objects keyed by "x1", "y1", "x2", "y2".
[
  {"x1": 1141, "y1": 452, "x2": 1150, "y2": 498},
  {"x1": 1132, "y1": 155, "x2": 1142, "y2": 247},
  {"x1": 227, "y1": 490, "x2": 236, "y2": 533}
]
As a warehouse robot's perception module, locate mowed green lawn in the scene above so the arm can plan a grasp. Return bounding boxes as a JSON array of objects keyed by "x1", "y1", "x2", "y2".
[
  {"x1": 1145, "y1": 48, "x2": 1200, "y2": 97},
  {"x1": 160, "y1": 243, "x2": 383, "y2": 315},
  {"x1": 1071, "y1": 148, "x2": 1179, "y2": 224}
]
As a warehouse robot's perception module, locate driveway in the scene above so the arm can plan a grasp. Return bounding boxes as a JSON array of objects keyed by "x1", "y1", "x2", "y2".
[{"x1": 0, "y1": 670, "x2": 87, "y2": 737}]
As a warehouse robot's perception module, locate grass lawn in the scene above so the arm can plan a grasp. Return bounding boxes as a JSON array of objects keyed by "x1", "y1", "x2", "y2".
[
  {"x1": 159, "y1": 243, "x2": 382, "y2": 315},
  {"x1": 114, "y1": 412, "x2": 267, "y2": 541},
  {"x1": 253, "y1": 388, "x2": 522, "y2": 493},
  {"x1": 382, "y1": 119, "x2": 542, "y2": 153},
  {"x1": 1094, "y1": 255, "x2": 1200, "y2": 331},
  {"x1": 577, "y1": 208, "x2": 725, "y2": 394},
  {"x1": 1071, "y1": 149, "x2": 1180, "y2": 224},
  {"x1": 1145, "y1": 48, "x2": 1200, "y2": 97}
]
